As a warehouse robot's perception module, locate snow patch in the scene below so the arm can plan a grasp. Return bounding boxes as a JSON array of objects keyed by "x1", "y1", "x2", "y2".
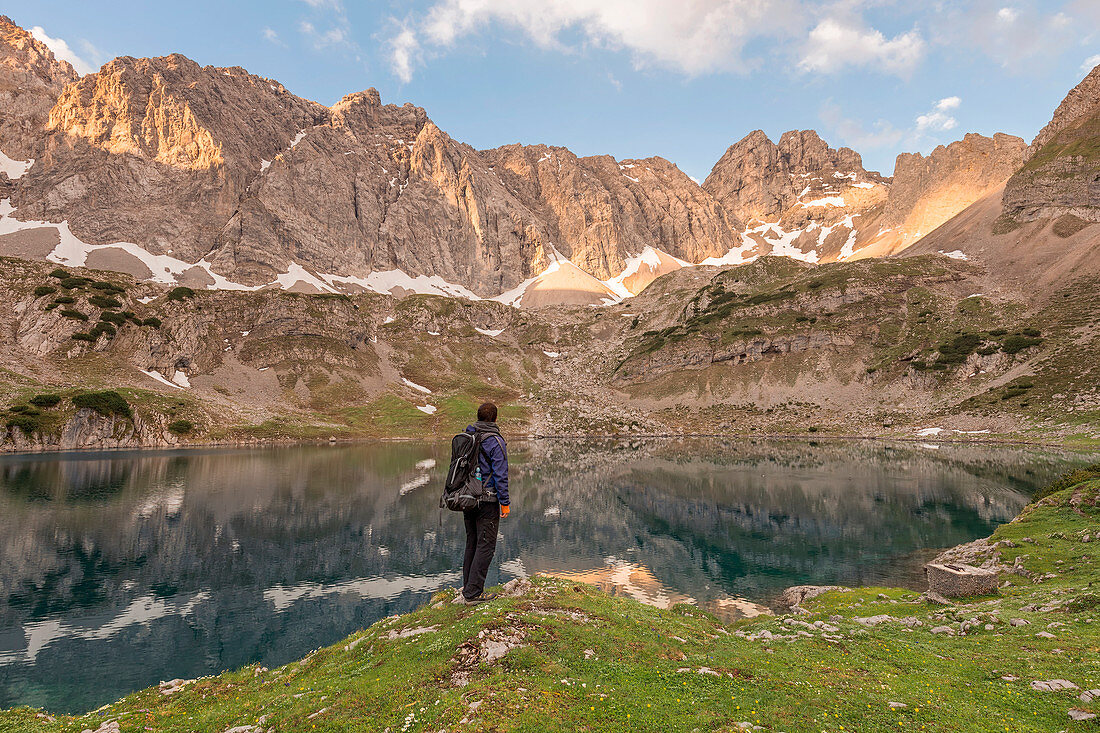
[
  {"x1": 475, "y1": 327, "x2": 505, "y2": 337},
  {"x1": 402, "y1": 378, "x2": 432, "y2": 394},
  {"x1": 851, "y1": 181, "x2": 875, "y2": 189},
  {"x1": 140, "y1": 369, "x2": 183, "y2": 390},
  {"x1": 543, "y1": 351, "x2": 560, "y2": 358},
  {"x1": 939, "y1": 250, "x2": 968, "y2": 261},
  {"x1": 800, "y1": 196, "x2": 846, "y2": 208},
  {"x1": 322, "y1": 270, "x2": 480, "y2": 300},
  {"x1": 417, "y1": 405, "x2": 437, "y2": 415},
  {"x1": 604, "y1": 246, "x2": 689, "y2": 299},
  {"x1": 171, "y1": 371, "x2": 191, "y2": 388},
  {"x1": 915, "y1": 427, "x2": 943, "y2": 437},
  {"x1": 0, "y1": 149, "x2": 33, "y2": 179}
]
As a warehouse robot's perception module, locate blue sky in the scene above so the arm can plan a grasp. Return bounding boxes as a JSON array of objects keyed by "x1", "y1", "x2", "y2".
[{"x1": 10, "y1": 0, "x2": 1100, "y2": 180}]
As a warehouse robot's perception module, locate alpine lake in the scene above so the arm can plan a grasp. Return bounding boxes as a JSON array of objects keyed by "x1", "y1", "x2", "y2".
[{"x1": 1, "y1": 438, "x2": 1096, "y2": 713}]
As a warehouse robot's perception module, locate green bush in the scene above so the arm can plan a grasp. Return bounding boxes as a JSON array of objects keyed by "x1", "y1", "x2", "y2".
[
  {"x1": 1021, "y1": 327, "x2": 1042, "y2": 337},
  {"x1": 167, "y1": 286, "x2": 195, "y2": 301},
  {"x1": 58, "y1": 277, "x2": 88, "y2": 289},
  {"x1": 935, "y1": 332, "x2": 982, "y2": 365},
  {"x1": 44, "y1": 303, "x2": 59, "y2": 311},
  {"x1": 89, "y1": 322, "x2": 116, "y2": 338},
  {"x1": 90, "y1": 295, "x2": 123, "y2": 309},
  {"x1": 142, "y1": 316, "x2": 162, "y2": 328},
  {"x1": 1034, "y1": 463, "x2": 1100, "y2": 501},
  {"x1": 34, "y1": 285, "x2": 57, "y2": 297},
  {"x1": 5, "y1": 413, "x2": 41, "y2": 436},
  {"x1": 71, "y1": 333, "x2": 98, "y2": 342},
  {"x1": 9, "y1": 404, "x2": 31, "y2": 413},
  {"x1": 167, "y1": 419, "x2": 194, "y2": 436},
  {"x1": 29, "y1": 394, "x2": 62, "y2": 408},
  {"x1": 1001, "y1": 335, "x2": 1043, "y2": 354},
  {"x1": 72, "y1": 391, "x2": 132, "y2": 419},
  {"x1": 99, "y1": 310, "x2": 127, "y2": 325},
  {"x1": 91, "y1": 281, "x2": 125, "y2": 293},
  {"x1": 48, "y1": 268, "x2": 71, "y2": 279},
  {"x1": 989, "y1": 328, "x2": 1008, "y2": 337},
  {"x1": 59, "y1": 309, "x2": 89, "y2": 321},
  {"x1": 54, "y1": 295, "x2": 76, "y2": 304}
]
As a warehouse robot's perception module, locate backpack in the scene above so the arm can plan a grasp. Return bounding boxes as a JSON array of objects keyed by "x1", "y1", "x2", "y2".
[{"x1": 440, "y1": 430, "x2": 489, "y2": 511}]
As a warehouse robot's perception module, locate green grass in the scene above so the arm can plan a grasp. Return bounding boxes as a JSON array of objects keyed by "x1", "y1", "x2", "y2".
[{"x1": 3, "y1": 470, "x2": 1098, "y2": 732}]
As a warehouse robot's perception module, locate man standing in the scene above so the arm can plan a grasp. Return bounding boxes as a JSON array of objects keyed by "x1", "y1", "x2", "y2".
[{"x1": 461, "y1": 402, "x2": 509, "y2": 604}]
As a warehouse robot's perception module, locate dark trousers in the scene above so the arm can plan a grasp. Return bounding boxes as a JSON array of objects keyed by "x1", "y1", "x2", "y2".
[{"x1": 462, "y1": 501, "x2": 499, "y2": 599}]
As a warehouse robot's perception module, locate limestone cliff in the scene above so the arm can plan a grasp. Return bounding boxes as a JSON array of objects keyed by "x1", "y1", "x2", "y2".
[
  {"x1": 1002, "y1": 64, "x2": 1100, "y2": 222},
  {"x1": 0, "y1": 15, "x2": 77, "y2": 164}
]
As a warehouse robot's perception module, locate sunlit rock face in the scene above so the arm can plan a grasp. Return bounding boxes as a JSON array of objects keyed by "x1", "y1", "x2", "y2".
[
  {"x1": 0, "y1": 15, "x2": 78, "y2": 163},
  {"x1": 1002, "y1": 64, "x2": 1100, "y2": 223}
]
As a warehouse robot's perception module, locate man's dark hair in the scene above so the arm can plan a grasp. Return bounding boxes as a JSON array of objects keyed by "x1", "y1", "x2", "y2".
[{"x1": 477, "y1": 402, "x2": 498, "y2": 422}]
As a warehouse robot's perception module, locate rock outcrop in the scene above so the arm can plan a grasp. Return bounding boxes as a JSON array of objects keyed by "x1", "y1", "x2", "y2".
[
  {"x1": 1002, "y1": 64, "x2": 1100, "y2": 222},
  {"x1": 703, "y1": 129, "x2": 873, "y2": 225},
  {"x1": 852, "y1": 133, "x2": 1027, "y2": 258},
  {"x1": 0, "y1": 15, "x2": 78, "y2": 164}
]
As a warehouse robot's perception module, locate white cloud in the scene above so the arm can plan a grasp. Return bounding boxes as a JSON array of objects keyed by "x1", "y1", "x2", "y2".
[
  {"x1": 391, "y1": 0, "x2": 805, "y2": 82},
  {"x1": 820, "y1": 100, "x2": 904, "y2": 153},
  {"x1": 299, "y1": 20, "x2": 352, "y2": 50},
  {"x1": 262, "y1": 27, "x2": 283, "y2": 45},
  {"x1": 1084, "y1": 54, "x2": 1100, "y2": 72},
  {"x1": 822, "y1": 95, "x2": 964, "y2": 164},
  {"x1": 916, "y1": 97, "x2": 961, "y2": 132},
  {"x1": 798, "y1": 18, "x2": 924, "y2": 76},
  {"x1": 29, "y1": 26, "x2": 95, "y2": 75},
  {"x1": 934, "y1": 3, "x2": 1077, "y2": 72},
  {"x1": 389, "y1": 27, "x2": 420, "y2": 83}
]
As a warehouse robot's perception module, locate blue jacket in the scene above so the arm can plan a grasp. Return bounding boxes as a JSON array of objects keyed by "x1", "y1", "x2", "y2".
[{"x1": 465, "y1": 425, "x2": 509, "y2": 505}]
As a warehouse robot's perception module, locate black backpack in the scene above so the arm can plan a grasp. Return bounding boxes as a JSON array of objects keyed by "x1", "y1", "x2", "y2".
[{"x1": 440, "y1": 431, "x2": 489, "y2": 511}]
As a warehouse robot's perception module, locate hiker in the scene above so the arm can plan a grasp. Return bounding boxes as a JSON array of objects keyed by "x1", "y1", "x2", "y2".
[{"x1": 460, "y1": 402, "x2": 509, "y2": 604}]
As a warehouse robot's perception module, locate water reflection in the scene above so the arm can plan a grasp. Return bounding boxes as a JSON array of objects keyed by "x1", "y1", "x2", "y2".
[{"x1": 0, "y1": 439, "x2": 1092, "y2": 712}]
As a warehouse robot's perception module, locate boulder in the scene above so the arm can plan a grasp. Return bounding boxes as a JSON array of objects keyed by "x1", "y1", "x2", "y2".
[{"x1": 924, "y1": 562, "x2": 999, "y2": 598}]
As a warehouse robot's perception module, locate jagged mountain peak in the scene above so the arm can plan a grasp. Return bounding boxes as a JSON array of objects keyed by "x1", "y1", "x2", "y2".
[
  {"x1": 0, "y1": 15, "x2": 78, "y2": 81},
  {"x1": 1002, "y1": 64, "x2": 1100, "y2": 223},
  {"x1": 1031, "y1": 63, "x2": 1100, "y2": 152}
]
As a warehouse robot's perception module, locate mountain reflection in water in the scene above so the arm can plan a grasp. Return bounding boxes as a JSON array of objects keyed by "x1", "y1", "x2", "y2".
[{"x1": 0, "y1": 438, "x2": 1092, "y2": 712}]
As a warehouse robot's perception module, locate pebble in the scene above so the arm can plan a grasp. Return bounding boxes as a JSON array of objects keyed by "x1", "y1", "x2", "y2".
[
  {"x1": 1010, "y1": 618, "x2": 1030, "y2": 626},
  {"x1": 888, "y1": 702, "x2": 908, "y2": 709},
  {"x1": 1036, "y1": 631, "x2": 1057, "y2": 639},
  {"x1": 1069, "y1": 709, "x2": 1097, "y2": 721},
  {"x1": 930, "y1": 626, "x2": 955, "y2": 635},
  {"x1": 1081, "y1": 689, "x2": 1100, "y2": 703}
]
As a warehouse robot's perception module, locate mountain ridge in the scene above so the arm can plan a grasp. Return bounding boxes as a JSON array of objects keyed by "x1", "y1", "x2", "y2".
[{"x1": 0, "y1": 16, "x2": 1077, "y2": 307}]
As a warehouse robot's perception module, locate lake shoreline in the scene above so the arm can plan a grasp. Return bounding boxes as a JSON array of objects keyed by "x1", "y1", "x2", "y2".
[{"x1": 0, "y1": 429, "x2": 1089, "y2": 458}]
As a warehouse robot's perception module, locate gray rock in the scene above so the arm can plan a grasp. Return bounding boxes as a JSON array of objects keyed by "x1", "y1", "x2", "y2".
[
  {"x1": 1080, "y1": 689, "x2": 1100, "y2": 703},
  {"x1": 1030, "y1": 679, "x2": 1079, "y2": 692},
  {"x1": 1069, "y1": 709, "x2": 1097, "y2": 721}
]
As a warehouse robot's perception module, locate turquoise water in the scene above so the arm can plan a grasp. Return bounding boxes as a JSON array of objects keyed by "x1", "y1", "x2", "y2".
[{"x1": 0, "y1": 438, "x2": 1092, "y2": 713}]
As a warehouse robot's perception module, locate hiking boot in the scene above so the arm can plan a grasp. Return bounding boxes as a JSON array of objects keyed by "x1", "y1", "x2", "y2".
[{"x1": 463, "y1": 593, "x2": 498, "y2": 605}]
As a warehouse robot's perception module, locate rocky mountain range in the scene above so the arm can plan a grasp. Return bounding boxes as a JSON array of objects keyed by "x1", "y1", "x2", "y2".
[
  {"x1": 0, "y1": 14, "x2": 1098, "y2": 452},
  {"x1": 0, "y1": 15, "x2": 1048, "y2": 307}
]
